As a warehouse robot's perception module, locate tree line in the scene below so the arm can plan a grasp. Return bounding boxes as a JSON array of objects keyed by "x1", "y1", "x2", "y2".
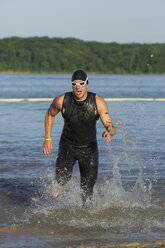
[{"x1": 0, "y1": 36, "x2": 164, "y2": 74}]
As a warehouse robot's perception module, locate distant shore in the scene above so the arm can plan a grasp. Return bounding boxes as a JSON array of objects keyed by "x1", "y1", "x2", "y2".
[
  {"x1": 1, "y1": 37, "x2": 165, "y2": 74},
  {"x1": 0, "y1": 71, "x2": 164, "y2": 75}
]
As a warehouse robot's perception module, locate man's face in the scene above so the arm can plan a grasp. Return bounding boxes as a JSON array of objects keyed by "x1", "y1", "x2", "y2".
[{"x1": 72, "y1": 79, "x2": 88, "y2": 101}]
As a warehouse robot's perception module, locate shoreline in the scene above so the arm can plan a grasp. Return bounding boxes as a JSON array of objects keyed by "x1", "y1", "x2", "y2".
[
  {"x1": 0, "y1": 227, "x2": 165, "y2": 248},
  {"x1": 0, "y1": 71, "x2": 165, "y2": 75},
  {"x1": 0, "y1": 226, "x2": 164, "y2": 248}
]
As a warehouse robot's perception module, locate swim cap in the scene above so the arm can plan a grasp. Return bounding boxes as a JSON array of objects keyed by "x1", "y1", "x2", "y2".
[{"x1": 71, "y1": 70, "x2": 88, "y2": 82}]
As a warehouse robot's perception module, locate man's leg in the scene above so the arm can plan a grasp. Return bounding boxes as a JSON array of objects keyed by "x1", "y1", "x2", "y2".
[
  {"x1": 78, "y1": 144, "x2": 98, "y2": 206},
  {"x1": 55, "y1": 139, "x2": 76, "y2": 186}
]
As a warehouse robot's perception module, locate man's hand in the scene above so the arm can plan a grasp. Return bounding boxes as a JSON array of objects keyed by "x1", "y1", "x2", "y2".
[
  {"x1": 102, "y1": 131, "x2": 112, "y2": 143},
  {"x1": 43, "y1": 140, "x2": 53, "y2": 156}
]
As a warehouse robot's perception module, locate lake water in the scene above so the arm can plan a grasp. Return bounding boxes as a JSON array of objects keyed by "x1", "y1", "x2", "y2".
[{"x1": 0, "y1": 74, "x2": 165, "y2": 248}]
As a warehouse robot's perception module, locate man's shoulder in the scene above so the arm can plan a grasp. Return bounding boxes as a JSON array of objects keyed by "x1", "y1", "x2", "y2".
[
  {"x1": 54, "y1": 94, "x2": 65, "y2": 102},
  {"x1": 95, "y1": 94, "x2": 105, "y2": 102},
  {"x1": 64, "y1": 92, "x2": 73, "y2": 97},
  {"x1": 88, "y1": 91, "x2": 98, "y2": 99},
  {"x1": 53, "y1": 94, "x2": 65, "y2": 110},
  {"x1": 95, "y1": 94, "x2": 107, "y2": 112},
  {"x1": 87, "y1": 92, "x2": 105, "y2": 104}
]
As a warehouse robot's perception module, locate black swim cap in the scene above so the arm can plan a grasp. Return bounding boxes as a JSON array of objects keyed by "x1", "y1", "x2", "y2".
[{"x1": 71, "y1": 70, "x2": 88, "y2": 82}]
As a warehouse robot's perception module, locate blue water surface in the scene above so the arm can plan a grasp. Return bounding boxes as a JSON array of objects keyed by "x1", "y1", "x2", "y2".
[{"x1": 0, "y1": 74, "x2": 165, "y2": 248}]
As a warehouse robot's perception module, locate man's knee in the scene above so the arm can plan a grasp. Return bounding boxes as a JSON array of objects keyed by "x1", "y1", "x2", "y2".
[
  {"x1": 80, "y1": 176, "x2": 96, "y2": 195},
  {"x1": 56, "y1": 167, "x2": 72, "y2": 185}
]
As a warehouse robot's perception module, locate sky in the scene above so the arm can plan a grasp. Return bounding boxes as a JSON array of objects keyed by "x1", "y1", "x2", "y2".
[{"x1": 0, "y1": 0, "x2": 165, "y2": 43}]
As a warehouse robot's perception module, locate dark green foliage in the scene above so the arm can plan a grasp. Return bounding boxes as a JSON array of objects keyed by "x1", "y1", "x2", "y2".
[{"x1": 0, "y1": 36, "x2": 164, "y2": 74}]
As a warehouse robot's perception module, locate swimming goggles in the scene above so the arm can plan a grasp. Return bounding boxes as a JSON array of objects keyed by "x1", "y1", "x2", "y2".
[{"x1": 71, "y1": 78, "x2": 88, "y2": 87}]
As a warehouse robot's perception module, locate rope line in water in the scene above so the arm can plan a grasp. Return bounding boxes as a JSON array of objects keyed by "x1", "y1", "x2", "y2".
[{"x1": 0, "y1": 98, "x2": 165, "y2": 102}]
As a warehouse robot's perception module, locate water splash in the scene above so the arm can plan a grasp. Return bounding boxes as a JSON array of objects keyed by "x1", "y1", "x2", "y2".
[
  {"x1": 17, "y1": 122, "x2": 153, "y2": 234},
  {"x1": 28, "y1": 122, "x2": 152, "y2": 214},
  {"x1": 105, "y1": 122, "x2": 152, "y2": 207}
]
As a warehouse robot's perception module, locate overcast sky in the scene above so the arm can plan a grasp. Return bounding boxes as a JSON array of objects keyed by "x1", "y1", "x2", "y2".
[{"x1": 0, "y1": 0, "x2": 164, "y2": 43}]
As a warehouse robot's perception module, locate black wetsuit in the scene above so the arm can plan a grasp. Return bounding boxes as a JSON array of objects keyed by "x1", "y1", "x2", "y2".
[{"x1": 56, "y1": 92, "x2": 100, "y2": 202}]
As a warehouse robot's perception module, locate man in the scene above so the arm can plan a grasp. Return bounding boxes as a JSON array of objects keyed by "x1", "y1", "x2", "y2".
[{"x1": 43, "y1": 70, "x2": 115, "y2": 205}]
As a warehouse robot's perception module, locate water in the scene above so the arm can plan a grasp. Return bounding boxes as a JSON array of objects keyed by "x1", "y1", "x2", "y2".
[{"x1": 0, "y1": 74, "x2": 165, "y2": 248}]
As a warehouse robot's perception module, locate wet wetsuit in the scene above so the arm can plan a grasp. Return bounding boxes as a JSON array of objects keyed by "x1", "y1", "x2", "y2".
[{"x1": 55, "y1": 92, "x2": 100, "y2": 202}]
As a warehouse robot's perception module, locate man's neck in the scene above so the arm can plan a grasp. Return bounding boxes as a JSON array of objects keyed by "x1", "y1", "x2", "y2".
[{"x1": 73, "y1": 92, "x2": 88, "y2": 102}]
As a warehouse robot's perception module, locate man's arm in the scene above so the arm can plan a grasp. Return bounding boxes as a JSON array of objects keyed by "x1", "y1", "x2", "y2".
[
  {"x1": 96, "y1": 95, "x2": 115, "y2": 143},
  {"x1": 43, "y1": 94, "x2": 64, "y2": 156}
]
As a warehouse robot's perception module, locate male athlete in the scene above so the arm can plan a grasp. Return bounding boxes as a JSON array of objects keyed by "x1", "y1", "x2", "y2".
[{"x1": 43, "y1": 70, "x2": 115, "y2": 205}]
